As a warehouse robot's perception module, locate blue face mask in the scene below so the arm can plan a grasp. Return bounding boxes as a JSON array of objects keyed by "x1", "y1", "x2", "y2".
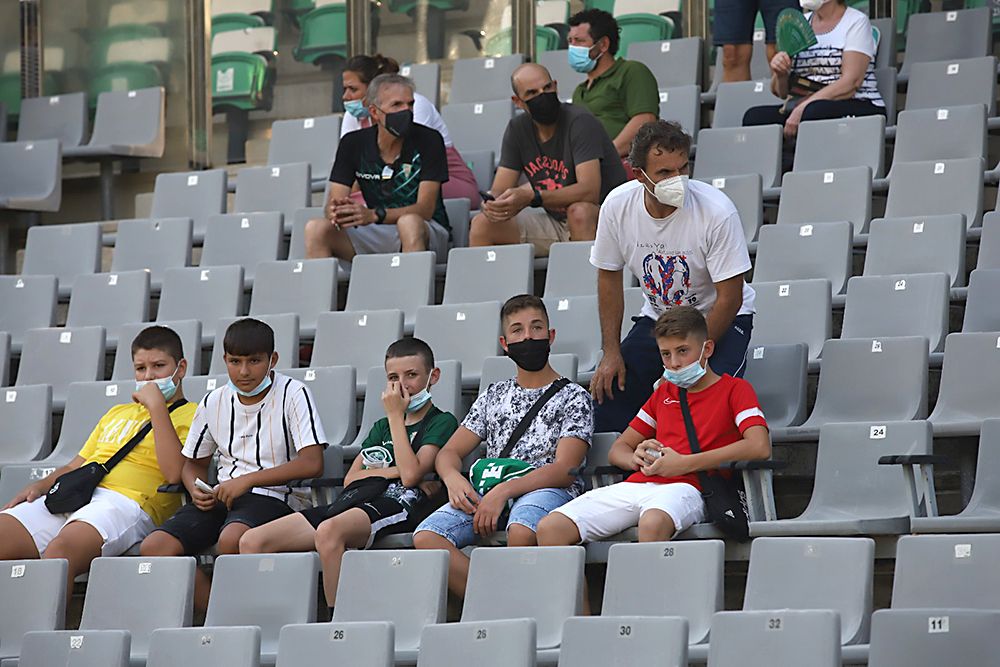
[
  {"x1": 344, "y1": 98, "x2": 369, "y2": 119},
  {"x1": 568, "y1": 44, "x2": 599, "y2": 73},
  {"x1": 406, "y1": 379, "x2": 433, "y2": 413},
  {"x1": 135, "y1": 366, "x2": 180, "y2": 401},
  {"x1": 661, "y1": 343, "x2": 707, "y2": 389},
  {"x1": 228, "y1": 362, "x2": 274, "y2": 398}
]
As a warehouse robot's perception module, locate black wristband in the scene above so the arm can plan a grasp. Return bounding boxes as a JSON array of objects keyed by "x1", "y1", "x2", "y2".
[
  {"x1": 530, "y1": 188, "x2": 543, "y2": 208},
  {"x1": 375, "y1": 206, "x2": 387, "y2": 224}
]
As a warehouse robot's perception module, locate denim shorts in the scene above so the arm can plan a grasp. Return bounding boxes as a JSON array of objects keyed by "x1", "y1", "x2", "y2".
[{"x1": 414, "y1": 487, "x2": 574, "y2": 549}]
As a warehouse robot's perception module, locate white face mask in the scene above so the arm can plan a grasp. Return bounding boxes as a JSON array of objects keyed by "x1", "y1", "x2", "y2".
[
  {"x1": 640, "y1": 170, "x2": 688, "y2": 208},
  {"x1": 799, "y1": 0, "x2": 830, "y2": 11}
]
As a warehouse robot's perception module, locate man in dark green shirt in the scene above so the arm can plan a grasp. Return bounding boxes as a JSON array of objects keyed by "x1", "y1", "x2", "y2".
[{"x1": 568, "y1": 9, "x2": 660, "y2": 158}]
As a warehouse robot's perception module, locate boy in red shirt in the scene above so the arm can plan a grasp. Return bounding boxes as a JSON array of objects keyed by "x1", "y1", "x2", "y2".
[{"x1": 538, "y1": 305, "x2": 770, "y2": 544}]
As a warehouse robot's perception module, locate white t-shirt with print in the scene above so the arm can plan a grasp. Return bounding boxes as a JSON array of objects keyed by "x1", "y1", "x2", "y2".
[
  {"x1": 795, "y1": 7, "x2": 884, "y2": 107},
  {"x1": 591, "y1": 178, "x2": 756, "y2": 322},
  {"x1": 341, "y1": 92, "x2": 454, "y2": 147}
]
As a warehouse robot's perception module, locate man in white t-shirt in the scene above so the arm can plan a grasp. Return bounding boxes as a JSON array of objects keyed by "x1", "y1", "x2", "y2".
[{"x1": 589, "y1": 120, "x2": 756, "y2": 433}]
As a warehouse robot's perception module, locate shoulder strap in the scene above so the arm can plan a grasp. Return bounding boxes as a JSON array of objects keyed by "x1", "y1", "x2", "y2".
[
  {"x1": 410, "y1": 405, "x2": 439, "y2": 451},
  {"x1": 103, "y1": 399, "x2": 189, "y2": 472},
  {"x1": 678, "y1": 389, "x2": 711, "y2": 488},
  {"x1": 499, "y1": 378, "x2": 571, "y2": 460}
]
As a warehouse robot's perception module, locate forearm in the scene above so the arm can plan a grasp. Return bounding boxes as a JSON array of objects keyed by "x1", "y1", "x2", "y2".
[
  {"x1": 535, "y1": 181, "x2": 600, "y2": 208},
  {"x1": 608, "y1": 440, "x2": 639, "y2": 470},
  {"x1": 386, "y1": 413, "x2": 422, "y2": 487},
  {"x1": 345, "y1": 465, "x2": 402, "y2": 485},
  {"x1": 683, "y1": 435, "x2": 771, "y2": 473},
  {"x1": 613, "y1": 113, "x2": 657, "y2": 157},
  {"x1": 435, "y1": 448, "x2": 465, "y2": 483},
  {"x1": 382, "y1": 198, "x2": 436, "y2": 224},
  {"x1": 494, "y1": 460, "x2": 576, "y2": 499},
  {"x1": 597, "y1": 270, "x2": 625, "y2": 354},
  {"x1": 801, "y1": 76, "x2": 860, "y2": 104},
  {"x1": 705, "y1": 295, "x2": 741, "y2": 343},
  {"x1": 149, "y1": 405, "x2": 184, "y2": 484},
  {"x1": 771, "y1": 73, "x2": 790, "y2": 98},
  {"x1": 181, "y1": 457, "x2": 211, "y2": 493}
]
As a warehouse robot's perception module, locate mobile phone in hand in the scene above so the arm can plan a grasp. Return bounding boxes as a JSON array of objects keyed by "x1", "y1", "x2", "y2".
[{"x1": 479, "y1": 190, "x2": 496, "y2": 202}]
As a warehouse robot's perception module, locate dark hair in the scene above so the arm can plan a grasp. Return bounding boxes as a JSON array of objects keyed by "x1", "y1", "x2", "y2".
[
  {"x1": 385, "y1": 337, "x2": 435, "y2": 371},
  {"x1": 500, "y1": 294, "x2": 549, "y2": 328},
  {"x1": 568, "y1": 9, "x2": 620, "y2": 56},
  {"x1": 344, "y1": 53, "x2": 400, "y2": 85},
  {"x1": 131, "y1": 325, "x2": 184, "y2": 363},
  {"x1": 628, "y1": 120, "x2": 692, "y2": 170},
  {"x1": 653, "y1": 306, "x2": 708, "y2": 341},
  {"x1": 223, "y1": 318, "x2": 275, "y2": 357}
]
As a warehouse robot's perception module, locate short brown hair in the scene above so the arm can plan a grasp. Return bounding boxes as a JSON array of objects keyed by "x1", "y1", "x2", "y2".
[
  {"x1": 131, "y1": 325, "x2": 184, "y2": 363},
  {"x1": 653, "y1": 306, "x2": 708, "y2": 341},
  {"x1": 500, "y1": 294, "x2": 549, "y2": 329},
  {"x1": 628, "y1": 120, "x2": 692, "y2": 170}
]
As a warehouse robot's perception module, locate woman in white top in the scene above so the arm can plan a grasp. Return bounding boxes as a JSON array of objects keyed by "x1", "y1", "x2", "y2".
[
  {"x1": 341, "y1": 54, "x2": 481, "y2": 208},
  {"x1": 741, "y1": 0, "x2": 885, "y2": 139}
]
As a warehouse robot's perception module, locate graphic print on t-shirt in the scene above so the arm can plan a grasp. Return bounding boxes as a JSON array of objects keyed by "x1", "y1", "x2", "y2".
[
  {"x1": 641, "y1": 251, "x2": 697, "y2": 309},
  {"x1": 524, "y1": 154, "x2": 570, "y2": 192}
]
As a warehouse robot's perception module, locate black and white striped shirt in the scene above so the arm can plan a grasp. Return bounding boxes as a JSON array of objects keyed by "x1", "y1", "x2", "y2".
[{"x1": 794, "y1": 7, "x2": 884, "y2": 107}]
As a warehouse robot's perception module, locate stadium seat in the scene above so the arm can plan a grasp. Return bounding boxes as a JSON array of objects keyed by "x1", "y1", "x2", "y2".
[
  {"x1": 560, "y1": 616, "x2": 688, "y2": 666},
  {"x1": 180, "y1": 374, "x2": 229, "y2": 405},
  {"x1": 200, "y1": 212, "x2": 283, "y2": 285},
  {"x1": 890, "y1": 104, "x2": 987, "y2": 170},
  {"x1": 233, "y1": 162, "x2": 312, "y2": 234},
  {"x1": 0, "y1": 139, "x2": 60, "y2": 212},
  {"x1": 0, "y1": 462, "x2": 57, "y2": 508},
  {"x1": 275, "y1": 621, "x2": 394, "y2": 667},
  {"x1": 414, "y1": 302, "x2": 502, "y2": 387},
  {"x1": 748, "y1": 279, "x2": 831, "y2": 362},
  {"x1": 449, "y1": 55, "x2": 525, "y2": 104},
  {"x1": 213, "y1": 14, "x2": 267, "y2": 36},
  {"x1": 22, "y1": 221, "x2": 102, "y2": 298},
  {"x1": 793, "y1": 115, "x2": 885, "y2": 178},
  {"x1": 249, "y1": 258, "x2": 338, "y2": 337},
  {"x1": 753, "y1": 421, "x2": 934, "y2": 535},
  {"x1": 211, "y1": 313, "x2": 299, "y2": 374},
  {"x1": 150, "y1": 169, "x2": 228, "y2": 241},
  {"x1": 400, "y1": 62, "x2": 441, "y2": 108},
  {"x1": 0, "y1": 384, "x2": 52, "y2": 465},
  {"x1": 904, "y1": 56, "x2": 997, "y2": 115},
  {"x1": 444, "y1": 197, "x2": 472, "y2": 249},
  {"x1": 776, "y1": 166, "x2": 872, "y2": 233},
  {"x1": 704, "y1": 174, "x2": 762, "y2": 242},
  {"x1": 743, "y1": 343, "x2": 809, "y2": 429},
  {"x1": 627, "y1": 37, "x2": 702, "y2": 89},
  {"x1": 146, "y1": 626, "x2": 261, "y2": 667},
  {"x1": 0, "y1": 275, "x2": 57, "y2": 351},
  {"x1": 537, "y1": 50, "x2": 586, "y2": 100},
  {"x1": 66, "y1": 271, "x2": 151, "y2": 349},
  {"x1": 265, "y1": 115, "x2": 341, "y2": 192},
  {"x1": 870, "y1": 17, "x2": 896, "y2": 71},
  {"x1": 884, "y1": 158, "x2": 984, "y2": 229},
  {"x1": 441, "y1": 100, "x2": 515, "y2": 161},
  {"x1": 622, "y1": 285, "x2": 645, "y2": 339},
  {"x1": 281, "y1": 366, "x2": 357, "y2": 448},
  {"x1": 418, "y1": 619, "x2": 535, "y2": 667},
  {"x1": 112, "y1": 320, "x2": 202, "y2": 381},
  {"x1": 0, "y1": 559, "x2": 68, "y2": 662},
  {"x1": 478, "y1": 354, "x2": 579, "y2": 392},
  {"x1": 287, "y1": 206, "x2": 323, "y2": 260},
  {"x1": 899, "y1": 7, "x2": 991, "y2": 78},
  {"x1": 868, "y1": 608, "x2": 1000, "y2": 667},
  {"x1": 963, "y1": 269, "x2": 1000, "y2": 332},
  {"x1": 692, "y1": 126, "x2": 782, "y2": 188},
  {"x1": 17, "y1": 326, "x2": 106, "y2": 409},
  {"x1": 864, "y1": 215, "x2": 966, "y2": 288},
  {"x1": 658, "y1": 84, "x2": 701, "y2": 140},
  {"x1": 978, "y1": 212, "x2": 1000, "y2": 269},
  {"x1": 615, "y1": 14, "x2": 674, "y2": 56},
  {"x1": 443, "y1": 244, "x2": 533, "y2": 305},
  {"x1": 111, "y1": 217, "x2": 193, "y2": 290},
  {"x1": 0, "y1": 332, "x2": 7, "y2": 386},
  {"x1": 461, "y1": 149, "x2": 496, "y2": 192},
  {"x1": 928, "y1": 332, "x2": 1000, "y2": 435},
  {"x1": 333, "y1": 550, "x2": 448, "y2": 663},
  {"x1": 706, "y1": 31, "x2": 771, "y2": 98},
  {"x1": 891, "y1": 534, "x2": 1000, "y2": 608},
  {"x1": 293, "y1": 1, "x2": 347, "y2": 67},
  {"x1": 212, "y1": 0, "x2": 274, "y2": 24},
  {"x1": 712, "y1": 80, "x2": 783, "y2": 128},
  {"x1": 874, "y1": 66, "x2": 897, "y2": 125},
  {"x1": 44, "y1": 381, "x2": 135, "y2": 466},
  {"x1": 543, "y1": 295, "x2": 601, "y2": 374},
  {"x1": 752, "y1": 222, "x2": 852, "y2": 297},
  {"x1": 483, "y1": 26, "x2": 562, "y2": 57},
  {"x1": 158, "y1": 266, "x2": 244, "y2": 345},
  {"x1": 345, "y1": 252, "x2": 435, "y2": 330},
  {"x1": 16, "y1": 92, "x2": 88, "y2": 147},
  {"x1": 204, "y1": 553, "x2": 318, "y2": 662},
  {"x1": 840, "y1": 273, "x2": 950, "y2": 353},
  {"x1": 543, "y1": 241, "x2": 596, "y2": 298},
  {"x1": 709, "y1": 610, "x2": 840, "y2": 667},
  {"x1": 19, "y1": 629, "x2": 129, "y2": 667},
  {"x1": 311, "y1": 310, "x2": 404, "y2": 392}
]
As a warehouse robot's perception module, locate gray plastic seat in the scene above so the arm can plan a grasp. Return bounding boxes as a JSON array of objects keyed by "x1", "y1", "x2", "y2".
[
  {"x1": 753, "y1": 421, "x2": 933, "y2": 535},
  {"x1": 0, "y1": 275, "x2": 57, "y2": 350},
  {"x1": 0, "y1": 463, "x2": 58, "y2": 508},
  {"x1": 311, "y1": 309, "x2": 404, "y2": 393},
  {"x1": 793, "y1": 115, "x2": 885, "y2": 177},
  {"x1": 753, "y1": 222, "x2": 852, "y2": 296},
  {"x1": 875, "y1": 66, "x2": 897, "y2": 125},
  {"x1": 18, "y1": 630, "x2": 130, "y2": 667},
  {"x1": 414, "y1": 301, "x2": 502, "y2": 387},
  {"x1": 0, "y1": 559, "x2": 68, "y2": 661},
  {"x1": 892, "y1": 534, "x2": 1000, "y2": 609},
  {"x1": 401, "y1": 62, "x2": 441, "y2": 107},
  {"x1": 658, "y1": 84, "x2": 701, "y2": 140},
  {"x1": 743, "y1": 343, "x2": 809, "y2": 429},
  {"x1": 537, "y1": 50, "x2": 586, "y2": 100},
  {"x1": 542, "y1": 295, "x2": 600, "y2": 374},
  {"x1": 776, "y1": 166, "x2": 872, "y2": 233},
  {"x1": 692, "y1": 126, "x2": 782, "y2": 188},
  {"x1": 146, "y1": 626, "x2": 260, "y2": 667},
  {"x1": 150, "y1": 169, "x2": 227, "y2": 240},
  {"x1": 112, "y1": 320, "x2": 201, "y2": 381},
  {"x1": 871, "y1": 18, "x2": 896, "y2": 71},
  {"x1": 266, "y1": 115, "x2": 340, "y2": 190},
  {"x1": 443, "y1": 244, "x2": 533, "y2": 304},
  {"x1": 80, "y1": 556, "x2": 195, "y2": 665},
  {"x1": 709, "y1": 610, "x2": 840, "y2": 667},
  {"x1": 276, "y1": 622, "x2": 394, "y2": 667},
  {"x1": 211, "y1": 313, "x2": 299, "y2": 374},
  {"x1": 16, "y1": 326, "x2": 106, "y2": 409},
  {"x1": 899, "y1": 8, "x2": 991, "y2": 78},
  {"x1": 841, "y1": 273, "x2": 949, "y2": 353},
  {"x1": 0, "y1": 384, "x2": 52, "y2": 465},
  {"x1": 287, "y1": 206, "x2": 322, "y2": 261},
  {"x1": 45, "y1": 381, "x2": 135, "y2": 465},
  {"x1": 157, "y1": 265, "x2": 244, "y2": 345},
  {"x1": 928, "y1": 332, "x2": 1000, "y2": 436},
  {"x1": 559, "y1": 616, "x2": 688, "y2": 667},
  {"x1": 234, "y1": 162, "x2": 311, "y2": 233},
  {"x1": 0, "y1": 332, "x2": 7, "y2": 386},
  {"x1": 449, "y1": 55, "x2": 525, "y2": 103},
  {"x1": 444, "y1": 197, "x2": 472, "y2": 250},
  {"x1": 712, "y1": 80, "x2": 783, "y2": 128},
  {"x1": 111, "y1": 217, "x2": 193, "y2": 290},
  {"x1": 544, "y1": 241, "x2": 597, "y2": 298},
  {"x1": 890, "y1": 104, "x2": 987, "y2": 170},
  {"x1": 418, "y1": 619, "x2": 535, "y2": 667},
  {"x1": 701, "y1": 174, "x2": 761, "y2": 242},
  {"x1": 868, "y1": 609, "x2": 1000, "y2": 667},
  {"x1": 979, "y1": 211, "x2": 1000, "y2": 269},
  {"x1": 864, "y1": 215, "x2": 966, "y2": 287},
  {"x1": 459, "y1": 149, "x2": 495, "y2": 192},
  {"x1": 204, "y1": 553, "x2": 318, "y2": 662},
  {"x1": 179, "y1": 375, "x2": 228, "y2": 405},
  {"x1": 249, "y1": 258, "x2": 337, "y2": 336},
  {"x1": 963, "y1": 269, "x2": 1000, "y2": 332},
  {"x1": 885, "y1": 158, "x2": 984, "y2": 229},
  {"x1": 905, "y1": 56, "x2": 997, "y2": 115},
  {"x1": 0, "y1": 139, "x2": 62, "y2": 212},
  {"x1": 440, "y1": 100, "x2": 515, "y2": 158},
  {"x1": 749, "y1": 279, "x2": 831, "y2": 362},
  {"x1": 282, "y1": 366, "x2": 357, "y2": 448},
  {"x1": 628, "y1": 37, "x2": 702, "y2": 89},
  {"x1": 622, "y1": 286, "x2": 645, "y2": 339},
  {"x1": 478, "y1": 354, "x2": 579, "y2": 393},
  {"x1": 66, "y1": 271, "x2": 151, "y2": 349},
  {"x1": 333, "y1": 550, "x2": 448, "y2": 663},
  {"x1": 200, "y1": 212, "x2": 283, "y2": 284},
  {"x1": 22, "y1": 222, "x2": 102, "y2": 298},
  {"x1": 462, "y1": 546, "x2": 584, "y2": 651},
  {"x1": 17, "y1": 91, "x2": 88, "y2": 147},
  {"x1": 345, "y1": 251, "x2": 434, "y2": 330}
]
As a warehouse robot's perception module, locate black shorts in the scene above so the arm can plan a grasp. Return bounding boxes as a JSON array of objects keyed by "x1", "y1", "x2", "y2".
[
  {"x1": 152, "y1": 492, "x2": 294, "y2": 554},
  {"x1": 301, "y1": 493, "x2": 414, "y2": 547}
]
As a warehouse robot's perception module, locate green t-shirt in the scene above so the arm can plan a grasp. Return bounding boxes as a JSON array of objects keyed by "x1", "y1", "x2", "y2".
[{"x1": 572, "y1": 58, "x2": 660, "y2": 142}]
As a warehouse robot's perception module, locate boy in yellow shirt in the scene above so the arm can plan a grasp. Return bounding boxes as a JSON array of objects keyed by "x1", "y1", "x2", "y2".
[{"x1": 0, "y1": 326, "x2": 197, "y2": 604}]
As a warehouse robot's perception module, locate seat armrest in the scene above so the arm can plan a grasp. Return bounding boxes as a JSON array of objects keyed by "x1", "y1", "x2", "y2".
[{"x1": 878, "y1": 455, "x2": 949, "y2": 466}]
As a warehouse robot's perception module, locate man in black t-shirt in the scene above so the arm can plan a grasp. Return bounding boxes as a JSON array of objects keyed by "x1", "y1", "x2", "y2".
[
  {"x1": 469, "y1": 63, "x2": 626, "y2": 257},
  {"x1": 304, "y1": 73, "x2": 451, "y2": 262}
]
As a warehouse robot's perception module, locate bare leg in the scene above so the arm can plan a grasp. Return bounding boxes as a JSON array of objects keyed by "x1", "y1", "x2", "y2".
[
  {"x1": 44, "y1": 521, "x2": 104, "y2": 611},
  {"x1": 313, "y1": 508, "x2": 372, "y2": 609},
  {"x1": 721, "y1": 43, "x2": 753, "y2": 83},
  {"x1": 140, "y1": 530, "x2": 215, "y2": 613},
  {"x1": 239, "y1": 513, "x2": 317, "y2": 554},
  {"x1": 304, "y1": 217, "x2": 357, "y2": 261},
  {"x1": 469, "y1": 212, "x2": 521, "y2": 247},
  {"x1": 413, "y1": 530, "x2": 470, "y2": 599},
  {"x1": 535, "y1": 514, "x2": 591, "y2": 614},
  {"x1": 396, "y1": 213, "x2": 431, "y2": 252},
  {"x1": 0, "y1": 514, "x2": 41, "y2": 560},
  {"x1": 565, "y1": 202, "x2": 599, "y2": 241},
  {"x1": 636, "y1": 509, "x2": 676, "y2": 542},
  {"x1": 505, "y1": 523, "x2": 537, "y2": 547}
]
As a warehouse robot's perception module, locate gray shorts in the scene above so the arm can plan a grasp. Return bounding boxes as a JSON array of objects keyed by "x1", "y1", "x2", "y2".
[{"x1": 347, "y1": 220, "x2": 450, "y2": 264}]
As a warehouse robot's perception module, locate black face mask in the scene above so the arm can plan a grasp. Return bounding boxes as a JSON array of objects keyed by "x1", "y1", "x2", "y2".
[
  {"x1": 524, "y1": 91, "x2": 561, "y2": 125},
  {"x1": 382, "y1": 108, "x2": 413, "y2": 138},
  {"x1": 505, "y1": 337, "x2": 551, "y2": 372}
]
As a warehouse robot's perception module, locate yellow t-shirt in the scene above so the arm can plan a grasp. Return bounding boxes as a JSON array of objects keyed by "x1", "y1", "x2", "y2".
[{"x1": 77, "y1": 400, "x2": 197, "y2": 525}]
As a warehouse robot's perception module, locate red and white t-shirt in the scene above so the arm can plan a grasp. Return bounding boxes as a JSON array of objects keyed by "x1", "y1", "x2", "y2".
[{"x1": 627, "y1": 374, "x2": 768, "y2": 490}]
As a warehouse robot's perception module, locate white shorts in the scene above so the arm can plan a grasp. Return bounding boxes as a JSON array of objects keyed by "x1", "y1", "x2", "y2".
[
  {"x1": 514, "y1": 208, "x2": 570, "y2": 257},
  {"x1": 346, "y1": 220, "x2": 450, "y2": 264},
  {"x1": 552, "y1": 482, "x2": 706, "y2": 542},
  {"x1": 2, "y1": 488, "x2": 156, "y2": 557}
]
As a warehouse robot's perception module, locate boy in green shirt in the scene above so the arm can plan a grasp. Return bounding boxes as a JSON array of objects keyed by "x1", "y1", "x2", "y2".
[{"x1": 239, "y1": 337, "x2": 457, "y2": 610}]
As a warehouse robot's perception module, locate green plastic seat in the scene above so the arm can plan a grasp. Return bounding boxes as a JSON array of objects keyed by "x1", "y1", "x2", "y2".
[
  {"x1": 483, "y1": 25, "x2": 562, "y2": 56},
  {"x1": 0, "y1": 73, "x2": 21, "y2": 117},
  {"x1": 89, "y1": 63, "x2": 164, "y2": 107},
  {"x1": 92, "y1": 24, "x2": 162, "y2": 69},
  {"x1": 388, "y1": 0, "x2": 469, "y2": 14},
  {"x1": 583, "y1": 0, "x2": 615, "y2": 12},
  {"x1": 212, "y1": 13, "x2": 266, "y2": 36},
  {"x1": 616, "y1": 14, "x2": 674, "y2": 56},
  {"x1": 212, "y1": 52, "x2": 274, "y2": 111},
  {"x1": 294, "y1": 3, "x2": 348, "y2": 63}
]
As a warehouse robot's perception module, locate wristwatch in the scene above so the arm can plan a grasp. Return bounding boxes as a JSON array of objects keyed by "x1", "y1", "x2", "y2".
[
  {"x1": 530, "y1": 188, "x2": 543, "y2": 208},
  {"x1": 374, "y1": 206, "x2": 387, "y2": 224}
]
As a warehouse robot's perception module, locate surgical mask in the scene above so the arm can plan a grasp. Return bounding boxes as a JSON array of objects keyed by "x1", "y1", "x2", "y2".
[
  {"x1": 799, "y1": 0, "x2": 829, "y2": 10},
  {"x1": 135, "y1": 366, "x2": 180, "y2": 401},
  {"x1": 662, "y1": 343, "x2": 707, "y2": 389},
  {"x1": 228, "y1": 362, "x2": 274, "y2": 398},
  {"x1": 505, "y1": 337, "x2": 551, "y2": 372},
  {"x1": 380, "y1": 108, "x2": 413, "y2": 138},
  {"x1": 406, "y1": 379, "x2": 433, "y2": 413},
  {"x1": 524, "y1": 91, "x2": 561, "y2": 125},
  {"x1": 567, "y1": 44, "x2": 599, "y2": 73},
  {"x1": 344, "y1": 98, "x2": 369, "y2": 119},
  {"x1": 640, "y1": 170, "x2": 688, "y2": 208}
]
